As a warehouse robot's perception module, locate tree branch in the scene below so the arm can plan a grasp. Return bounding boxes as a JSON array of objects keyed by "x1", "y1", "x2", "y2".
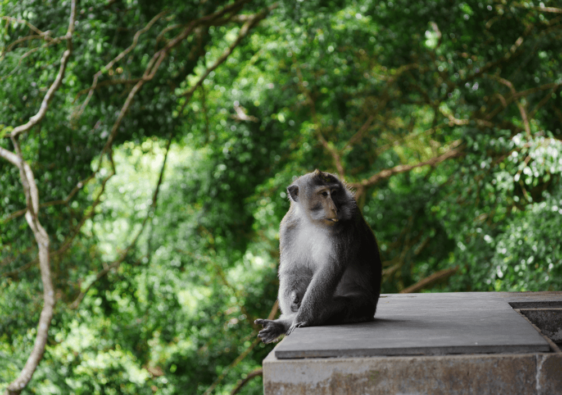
[
  {"x1": 95, "y1": 0, "x2": 253, "y2": 169},
  {"x1": 293, "y1": 57, "x2": 346, "y2": 178},
  {"x1": 70, "y1": 133, "x2": 173, "y2": 309},
  {"x1": 2, "y1": 165, "x2": 117, "y2": 281},
  {"x1": 73, "y1": 11, "x2": 168, "y2": 119},
  {"x1": 8, "y1": 2, "x2": 76, "y2": 139},
  {"x1": 230, "y1": 369, "x2": 263, "y2": 395},
  {"x1": 343, "y1": 114, "x2": 375, "y2": 151},
  {"x1": 400, "y1": 267, "x2": 459, "y2": 294},
  {"x1": 515, "y1": 5, "x2": 562, "y2": 14},
  {"x1": 0, "y1": 16, "x2": 55, "y2": 39},
  {"x1": 179, "y1": 3, "x2": 277, "y2": 111},
  {"x1": 349, "y1": 141, "x2": 463, "y2": 189},
  {"x1": 2, "y1": 139, "x2": 54, "y2": 395},
  {"x1": 487, "y1": 74, "x2": 531, "y2": 138},
  {"x1": 2, "y1": 3, "x2": 76, "y2": 394},
  {"x1": 202, "y1": 300, "x2": 278, "y2": 395}
]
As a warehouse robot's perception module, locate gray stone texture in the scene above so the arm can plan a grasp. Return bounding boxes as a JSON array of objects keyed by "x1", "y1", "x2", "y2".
[
  {"x1": 263, "y1": 352, "x2": 562, "y2": 395},
  {"x1": 264, "y1": 292, "x2": 562, "y2": 395},
  {"x1": 274, "y1": 292, "x2": 561, "y2": 359}
]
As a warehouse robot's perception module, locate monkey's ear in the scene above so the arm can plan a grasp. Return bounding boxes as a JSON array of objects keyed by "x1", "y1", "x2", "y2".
[
  {"x1": 287, "y1": 185, "x2": 299, "y2": 202},
  {"x1": 314, "y1": 169, "x2": 322, "y2": 176}
]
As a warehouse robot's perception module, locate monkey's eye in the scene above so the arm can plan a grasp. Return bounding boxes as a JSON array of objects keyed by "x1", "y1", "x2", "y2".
[
  {"x1": 331, "y1": 189, "x2": 338, "y2": 195},
  {"x1": 321, "y1": 191, "x2": 329, "y2": 197}
]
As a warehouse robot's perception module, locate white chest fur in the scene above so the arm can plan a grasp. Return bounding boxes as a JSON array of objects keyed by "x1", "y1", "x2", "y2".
[{"x1": 284, "y1": 221, "x2": 334, "y2": 270}]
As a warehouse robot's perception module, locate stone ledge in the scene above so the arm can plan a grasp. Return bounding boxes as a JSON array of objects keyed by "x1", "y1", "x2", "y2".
[
  {"x1": 264, "y1": 292, "x2": 562, "y2": 395},
  {"x1": 264, "y1": 352, "x2": 562, "y2": 395},
  {"x1": 274, "y1": 292, "x2": 562, "y2": 359}
]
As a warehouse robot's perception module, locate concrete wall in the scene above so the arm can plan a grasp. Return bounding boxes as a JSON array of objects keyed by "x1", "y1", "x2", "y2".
[{"x1": 264, "y1": 350, "x2": 562, "y2": 395}]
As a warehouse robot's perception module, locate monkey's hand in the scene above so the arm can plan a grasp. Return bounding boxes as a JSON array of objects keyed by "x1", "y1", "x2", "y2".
[
  {"x1": 255, "y1": 319, "x2": 286, "y2": 344},
  {"x1": 286, "y1": 320, "x2": 306, "y2": 336}
]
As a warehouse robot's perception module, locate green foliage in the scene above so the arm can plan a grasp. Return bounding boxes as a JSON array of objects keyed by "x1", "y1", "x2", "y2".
[{"x1": 1, "y1": 0, "x2": 562, "y2": 394}]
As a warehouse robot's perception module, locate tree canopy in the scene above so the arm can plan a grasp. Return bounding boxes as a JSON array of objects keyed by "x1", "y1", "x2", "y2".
[{"x1": 1, "y1": 0, "x2": 561, "y2": 394}]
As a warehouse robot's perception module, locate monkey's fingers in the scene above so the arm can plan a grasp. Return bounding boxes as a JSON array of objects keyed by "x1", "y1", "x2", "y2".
[
  {"x1": 258, "y1": 328, "x2": 280, "y2": 344},
  {"x1": 254, "y1": 318, "x2": 270, "y2": 327}
]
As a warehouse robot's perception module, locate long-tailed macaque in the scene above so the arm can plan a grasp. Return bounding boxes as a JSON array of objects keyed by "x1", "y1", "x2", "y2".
[{"x1": 255, "y1": 170, "x2": 382, "y2": 343}]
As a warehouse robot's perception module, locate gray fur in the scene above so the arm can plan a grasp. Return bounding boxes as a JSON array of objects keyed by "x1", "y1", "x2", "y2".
[{"x1": 255, "y1": 170, "x2": 382, "y2": 343}]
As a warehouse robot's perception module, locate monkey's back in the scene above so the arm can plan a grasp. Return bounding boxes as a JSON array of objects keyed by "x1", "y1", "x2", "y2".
[{"x1": 335, "y1": 210, "x2": 382, "y2": 301}]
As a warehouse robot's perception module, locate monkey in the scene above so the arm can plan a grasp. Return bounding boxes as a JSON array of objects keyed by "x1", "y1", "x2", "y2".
[{"x1": 255, "y1": 169, "x2": 382, "y2": 343}]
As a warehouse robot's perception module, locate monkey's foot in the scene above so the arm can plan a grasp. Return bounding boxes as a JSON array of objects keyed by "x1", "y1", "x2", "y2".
[
  {"x1": 255, "y1": 319, "x2": 285, "y2": 344},
  {"x1": 286, "y1": 321, "x2": 306, "y2": 336},
  {"x1": 290, "y1": 291, "x2": 301, "y2": 313}
]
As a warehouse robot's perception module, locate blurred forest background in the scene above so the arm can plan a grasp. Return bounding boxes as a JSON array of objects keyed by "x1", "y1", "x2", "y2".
[{"x1": 1, "y1": 0, "x2": 562, "y2": 394}]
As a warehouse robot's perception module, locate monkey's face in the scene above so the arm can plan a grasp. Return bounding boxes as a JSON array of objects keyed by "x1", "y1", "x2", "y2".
[
  {"x1": 308, "y1": 186, "x2": 341, "y2": 225},
  {"x1": 287, "y1": 170, "x2": 351, "y2": 226}
]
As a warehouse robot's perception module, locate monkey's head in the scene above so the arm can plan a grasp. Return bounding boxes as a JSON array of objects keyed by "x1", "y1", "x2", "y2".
[{"x1": 287, "y1": 169, "x2": 355, "y2": 226}]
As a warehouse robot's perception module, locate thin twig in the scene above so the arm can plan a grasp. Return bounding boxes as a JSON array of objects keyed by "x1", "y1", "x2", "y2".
[
  {"x1": 73, "y1": 11, "x2": 168, "y2": 119},
  {"x1": 343, "y1": 114, "x2": 375, "y2": 151},
  {"x1": 70, "y1": 134, "x2": 173, "y2": 309},
  {"x1": 515, "y1": 5, "x2": 562, "y2": 14},
  {"x1": 0, "y1": 16, "x2": 51, "y2": 38},
  {"x1": 230, "y1": 369, "x2": 263, "y2": 395},
  {"x1": 487, "y1": 74, "x2": 531, "y2": 138},
  {"x1": 178, "y1": 4, "x2": 277, "y2": 113},
  {"x1": 528, "y1": 85, "x2": 559, "y2": 120},
  {"x1": 202, "y1": 300, "x2": 278, "y2": 395},
  {"x1": 350, "y1": 141, "x2": 463, "y2": 189},
  {"x1": 400, "y1": 267, "x2": 458, "y2": 294},
  {"x1": 8, "y1": 3, "x2": 76, "y2": 139},
  {"x1": 95, "y1": 0, "x2": 252, "y2": 170},
  {"x1": 293, "y1": 58, "x2": 346, "y2": 178}
]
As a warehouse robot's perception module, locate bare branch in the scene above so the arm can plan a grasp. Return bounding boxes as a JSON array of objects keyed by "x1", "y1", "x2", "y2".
[
  {"x1": 232, "y1": 102, "x2": 259, "y2": 122},
  {"x1": 74, "y1": 11, "x2": 168, "y2": 119},
  {"x1": 2, "y1": 34, "x2": 42, "y2": 55},
  {"x1": 2, "y1": 141, "x2": 54, "y2": 395},
  {"x1": 343, "y1": 114, "x2": 375, "y2": 151},
  {"x1": 73, "y1": 78, "x2": 143, "y2": 100},
  {"x1": 8, "y1": 1, "x2": 76, "y2": 139},
  {"x1": 5, "y1": 0, "x2": 260, "y2": 280},
  {"x1": 1, "y1": 5, "x2": 76, "y2": 393},
  {"x1": 487, "y1": 75, "x2": 531, "y2": 138},
  {"x1": 349, "y1": 141, "x2": 463, "y2": 189},
  {"x1": 230, "y1": 369, "x2": 263, "y2": 395},
  {"x1": 179, "y1": 4, "x2": 277, "y2": 110},
  {"x1": 95, "y1": 0, "x2": 255, "y2": 168},
  {"x1": 514, "y1": 5, "x2": 562, "y2": 14},
  {"x1": 536, "y1": 6, "x2": 562, "y2": 14},
  {"x1": 0, "y1": 16, "x2": 50, "y2": 37},
  {"x1": 484, "y1": 82, "x2": 562, "y2": 121},
  {"x1": 529, "y1": 84, "x2": 560, "y2": 120},
  {"x1": 202, "y1": 300, "x2": 278, "y2": 395},
  {"x1": 71, "y1": 134, "x2": 173, "y2": 309},
  {"x1": 293, "y1": 59, "x2": 346, "y2": 178},
  {"x1": 155, "y1": 23, "x2": 183, "y2": 46},
  {"x1": 1, "y1": 159, "x2": 111, "y2": 225},
  {"x1": 400, "y1": 267, "x2": 458, "y2": 294},
  {"x1": 0, "y1": 146, "x2": 20, "y2": 166},
  {"x1": 440, "y1": 108, "x2": 494, "y2": 128}
]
